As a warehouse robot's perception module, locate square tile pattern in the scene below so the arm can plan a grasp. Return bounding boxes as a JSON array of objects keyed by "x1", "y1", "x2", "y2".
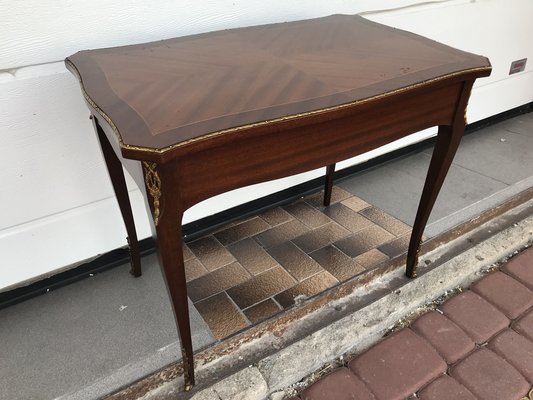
[{"x1": 185, "y1": 187, "x2": 411, "y2": 339}]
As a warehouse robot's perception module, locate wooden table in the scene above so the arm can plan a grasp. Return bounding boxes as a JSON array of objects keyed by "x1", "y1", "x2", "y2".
[{"x1": 65, "y1": 14, "x2": 491, "y2": 390}]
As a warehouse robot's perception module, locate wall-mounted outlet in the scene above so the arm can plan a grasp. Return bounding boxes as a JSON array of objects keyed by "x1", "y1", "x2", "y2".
[{"x1": 509, "y1": 58, "x2": 527, "y2": 75}]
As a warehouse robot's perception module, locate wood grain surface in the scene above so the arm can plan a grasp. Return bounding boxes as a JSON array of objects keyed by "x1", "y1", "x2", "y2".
[{"x1": 66, "y1": 15, "x2": 490, "y2": 156}]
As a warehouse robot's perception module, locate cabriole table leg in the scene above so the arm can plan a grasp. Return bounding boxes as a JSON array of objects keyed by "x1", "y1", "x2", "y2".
[
  {"x1": 406, "y1": 124, "x2": 464, "y2": 277},
  {"x1": 143, "y1": 162, "x2": 196, "y2": 390},
  {"x1": 92, "y1": 116, "x2": 142, "y2": 277},
  {"x1": 406, "y1": 81, "x2": 473, "y2": 278},
  {"x1": 323, "y1": 163, "x2": 336, "y2": 207}
]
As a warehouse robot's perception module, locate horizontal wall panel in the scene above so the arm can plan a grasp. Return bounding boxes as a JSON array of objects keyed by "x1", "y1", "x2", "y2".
[
  {"x1": 0, "y1": 0, "x2": 459, "y2": 69},
  {"x1": 0, "y1": 192, "x2": 151, "y2": 291},
  {"x1": 0, "y1": 72, "x2": 139, "y2": 229}
]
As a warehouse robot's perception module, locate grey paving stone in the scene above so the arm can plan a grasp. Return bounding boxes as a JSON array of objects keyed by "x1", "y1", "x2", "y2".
[
  {"x1": 494, "y1": 113, "x2": 533, "y2": 137},
  {"x1": 338, "y1": 151, "x2": 507, "y2": 230},
  {"x1": 0, "y1": 255, "x2": 214, "y2": 400},
  {"x1": 439, "y1": 126, "x2": 533, "y2": 185}
]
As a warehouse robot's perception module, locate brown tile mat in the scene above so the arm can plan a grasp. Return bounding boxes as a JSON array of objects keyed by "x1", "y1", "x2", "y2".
[{"x1": 184, "y1": 186, "x2": 411, "y2": 340}]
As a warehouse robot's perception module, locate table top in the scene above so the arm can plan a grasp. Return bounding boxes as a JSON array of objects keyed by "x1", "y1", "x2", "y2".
[{"x1": 66, "y1": 14, "x2": 490, "y2": 156}]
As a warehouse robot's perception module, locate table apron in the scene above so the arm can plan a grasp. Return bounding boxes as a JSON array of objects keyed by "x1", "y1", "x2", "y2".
[{"x1": 167, "y1": 81, "x2": 464, "y2": 210}]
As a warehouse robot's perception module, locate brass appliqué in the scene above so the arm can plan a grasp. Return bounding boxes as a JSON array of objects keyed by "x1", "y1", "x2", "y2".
[
  {"x1": 143, "y1": 161, "x2": 162, "y2": 225},
  {"x1": 463, "y1": 94, "x2": 471, "y2": 125},
  {"x1": 412, "y1": 246, "x2": 421, "y2": 277},
  {"x1": 126, "y1": 236, "x2": 134, "y2": 264},
  {"x1": 181, "y1": 344, "x2": 194, "y2": 391}
]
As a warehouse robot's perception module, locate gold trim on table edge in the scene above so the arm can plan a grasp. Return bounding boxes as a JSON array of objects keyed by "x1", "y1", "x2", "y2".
[
  {"x1": 142, "y1": 161, "x2": 162, "y2": 226},
  {"x1": 65, "y1": 59, "x2": 491, "y2": 157},
  {"x1": 181, "y1": 344, "x2": 194, "y2": 392}
]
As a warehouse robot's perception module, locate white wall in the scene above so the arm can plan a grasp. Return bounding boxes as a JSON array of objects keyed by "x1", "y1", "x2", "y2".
[{"x1": 1, "y1": 0, "x2": 532, "y2": 291}]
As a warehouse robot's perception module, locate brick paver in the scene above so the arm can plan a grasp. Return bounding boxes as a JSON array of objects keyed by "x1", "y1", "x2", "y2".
[
  {"x1": 502, "y1": 249, "x2": 533, "y2": 290},
  {"x1": 488, "y1": 328, "x2": 533, "y2": 382},
  {"x1": 440, "y1": 290, "x2": 509, "y2": 343},
  {"x1": 411, "y1": 311, "x2": 475, "y2": 364},
  {"x1": 471, "y1": 271, "x2": 533, "y2": 318},
  {"x1": 513, "y1": 307, "x2": 533, "y2": 342},
  {"x1": 348, "y1": 329, "x2": 446, "y2": 400},
  {"x1": 417, "y1": 375, "x2": 477, "y2": 400},
  {"x1": 450, "y1": 347, "x2": 529, "y2": 400},
  {"x1": 292, "y1": 248, "x2": 533, "y2": 399},
  {"x1": 300, "y1": 367, "x2": 376, "y2": 400}
]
